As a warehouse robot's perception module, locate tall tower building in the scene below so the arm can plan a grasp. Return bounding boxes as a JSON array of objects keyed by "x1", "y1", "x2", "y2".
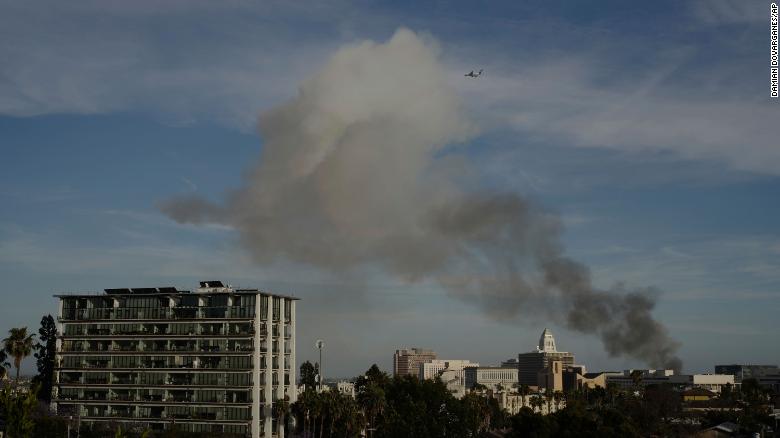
[
  {"x1": 52, "y1": 281, "x2": 297, "y2": 438},
  {"x1": 517, "y1": 328, "x2": 575, "y2": 386},
  {"x1": 393, "y1": 348, "x2": 437, "y2": 378}
]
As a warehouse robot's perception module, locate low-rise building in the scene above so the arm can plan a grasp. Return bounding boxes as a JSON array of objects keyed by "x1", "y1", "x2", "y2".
[
  {"x1": 465, "y1": 367, "x2": 519, "y2": 392},
  {"x1": 561, "y1": 365, "x2": 613, "y2": 392},
  {"x1": 681, "y1": 388, "x2": 717, "y2": 402},
  {"x1": 335, "y1": 381, "x2": 355, "y2": 398},
  {"x1": 714, "y1": 364, "x2": 778, "y2": 383},
  {"x1": 606, "y1": 370, "x2": 734, "y2": 393},
  {"x1": 757, "y1": 374, "x2": 780, "y2": 392},
  {"x1": 606, "y1": 369, "x2": 676, "y2": 389},
  {"x1": 668, "y1": 374, "x2": 735, "y2": 393},
  {"x1": 497, "y1": 392, "x2": 564, "y2": 415}
]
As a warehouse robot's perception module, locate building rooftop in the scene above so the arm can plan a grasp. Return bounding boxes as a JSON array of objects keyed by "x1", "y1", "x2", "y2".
[{"x1": 54, "y1": 280, "x2": 299, "y2": 300}]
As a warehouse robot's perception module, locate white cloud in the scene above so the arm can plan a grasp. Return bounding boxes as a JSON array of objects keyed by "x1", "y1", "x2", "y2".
[
  {"x1": 0, "y1": 1, "x2": 344, "y2": 130},
  {"x1": 449, "y1": 53, "x2": 779, "y2": 176}
]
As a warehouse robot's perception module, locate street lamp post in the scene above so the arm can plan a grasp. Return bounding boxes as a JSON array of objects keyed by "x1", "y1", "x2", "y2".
[{"x1": 315, "y1": 340, "x2": 325, "y2": 392}]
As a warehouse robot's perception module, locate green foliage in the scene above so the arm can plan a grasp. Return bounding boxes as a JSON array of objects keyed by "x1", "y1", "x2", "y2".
[
  {"x1": 32, "y1": 315, "x2": 57, "y2": 403},
  {"x1": 2, "y1": 327, "x2": 36, "y2": 381},
  {"x1": 0, "y1": 384, "x2": 39, "y2": 438},
  {"x1": 293, "y1": 364, "x2": 507, "y2": 438},
  {"x1": 0, "y1": 348, "x2": 9, "y2": 380},
  {"x1": 115, "y1": 425, "x2": 129, "y2": 438},
  {"x1": 508, "y1": 403, "x2": 641, "y2": 438},
  {"x1": 299, "y1": 360, "x2": 318, "y2": 389}
]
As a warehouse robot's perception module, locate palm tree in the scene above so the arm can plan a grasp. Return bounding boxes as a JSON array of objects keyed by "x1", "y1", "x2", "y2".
[
  {"x1": 358, "y1": 384, "x2": 385, "y2": 438},
  {"x1": 3, "y1": 327, "x2": 36, "y2": 382},
  {"x1": 553, "y1": 391, "x2": 564, "y2": 411},
  {"x1": 274, "y1": 395, "x2": 291, "y2": 437},
  {"x1": 530, "y1": 394, "x2": 543, "y2": 413}
]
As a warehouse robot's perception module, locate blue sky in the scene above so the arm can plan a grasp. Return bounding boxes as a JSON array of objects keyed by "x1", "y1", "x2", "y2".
[{"x1": 1, "y1": 0, "x2": 778, "y2": 377}]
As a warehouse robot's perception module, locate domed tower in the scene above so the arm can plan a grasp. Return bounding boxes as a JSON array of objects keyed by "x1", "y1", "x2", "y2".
[
  {"x1": 517, "y1": 328, "x2": 574, "y2": 385},
  {"x1": 538, "y1": 328, "x2": 557, "y2": 353}
]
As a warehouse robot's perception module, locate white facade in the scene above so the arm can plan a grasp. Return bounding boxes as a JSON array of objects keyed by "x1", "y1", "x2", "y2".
[
  {"x1": 419, "y1": 359, "x2": 478, "y2": 381},
  {"x1": 668, "y1": 374, "x2": 735, "y2": 393},
  {"x1": 336, "y1": 381, "x2": 355, "y2": 398},
  {"x1": 53, "y1": 282, "x2": 297, "y2": 438},
  {"x1": 422, "y1": 360, "x2": 479, "y2": 399},
  {"x1": 465, "y1": 367, "x2": 519, "y2": 392},
  {"x1": 538, "y1": 328, "x2": 557, "y2": 353},
  {"x1": 498, "y1": 392, "x2": 564, "y2": 415}
]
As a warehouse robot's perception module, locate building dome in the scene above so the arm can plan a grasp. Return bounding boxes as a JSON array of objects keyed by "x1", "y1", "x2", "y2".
[{"x1": 538, "y1": 328, "x2": 557, "y2": 352}]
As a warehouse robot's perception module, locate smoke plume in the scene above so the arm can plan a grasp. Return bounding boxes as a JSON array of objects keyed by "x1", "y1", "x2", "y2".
[{"x1": 160, "y1": 28, "x2": 682, "y2": 371}]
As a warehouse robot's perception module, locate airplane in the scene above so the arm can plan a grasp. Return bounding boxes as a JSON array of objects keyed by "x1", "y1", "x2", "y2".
[{"x1": 465, "y1": 69, "x2": 483, "y2": 78}]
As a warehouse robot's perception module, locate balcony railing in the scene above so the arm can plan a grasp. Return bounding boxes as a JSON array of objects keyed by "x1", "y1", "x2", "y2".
[{"x1": 60, "y1": 306, "x2": 255, "y2": 322}]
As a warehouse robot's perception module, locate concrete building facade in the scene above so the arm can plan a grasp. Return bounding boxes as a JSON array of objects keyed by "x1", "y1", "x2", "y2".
[
  {"x1": 52, "y1": 281, "x2": 297, "y2": 438},
  {"x1": 561, "y1": 366, "x2": 613, "y2": 392},
  {"x1": 393, "y1": 348, "x2": 436, "y2": 378},
  {"x1": 465, "y1": 367, "x2": 519, "y2": 392},
  {"x1": 419, "y1": 360, "x2": 478, "y2": 381},
  {"x1": 498, "y1": 392, "x2": 564, "y2": 415}
]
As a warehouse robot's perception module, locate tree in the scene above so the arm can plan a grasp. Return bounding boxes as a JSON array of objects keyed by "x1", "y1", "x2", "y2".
[
  {"x1": 300, "y1": 360, "x2": 318, "y2": 390},
  {"x1": 273, "y1": 395, "x2": 291, "y2": 436},
  {"x1": 32, "y1": 315, "x2": 57, "y2": 403},
  {"x1": 553, "y1": 391, "x2": 565, "y2": 411},
  {"x1": 0, "y1": 383, "x2": 38, "y2": 438},
  {"x1": 114, "y1": 425, "x2": 128, "y2": 438},
  {"x1": 530, "y1": 394, "x2": 544, "y2": 413},
  {"x1": 3, "y1": 327, "x2": 36, "y2": 382},
  {"x1": 721, "y1": 382, "x2": 733, "y2": 401},
  {"x1": 356, "y1": 364, "x2": 389, "y2": 438},
  {"x1": 0, "y1": 348, "x2": 9, "y2": 381}
]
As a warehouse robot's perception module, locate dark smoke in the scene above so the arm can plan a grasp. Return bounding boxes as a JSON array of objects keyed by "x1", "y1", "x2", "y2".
[{"x1": 159, "y1": 29, "x2": 683, "y2": 371}]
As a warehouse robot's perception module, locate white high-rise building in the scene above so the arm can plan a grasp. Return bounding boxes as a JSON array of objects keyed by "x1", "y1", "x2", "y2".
[{"x1": 53, "y1": 281, "x2": 297, "y2": 438}]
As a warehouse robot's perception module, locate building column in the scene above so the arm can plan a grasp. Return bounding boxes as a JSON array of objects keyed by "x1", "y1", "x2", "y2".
[
  {"x1": 263, "y1": 297, "x2": 273, "y2": 438},
  {"x1": 251, "y1": 296, "x2": 263, "y2": 438},
  {"x1": 277, "y1": 299, "x2": 286, "y2": 438}
]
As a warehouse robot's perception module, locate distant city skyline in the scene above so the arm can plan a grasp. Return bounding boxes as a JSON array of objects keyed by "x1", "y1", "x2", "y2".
[{"x1": 1, "y1": 1, "x2": 779, "y2": 378}]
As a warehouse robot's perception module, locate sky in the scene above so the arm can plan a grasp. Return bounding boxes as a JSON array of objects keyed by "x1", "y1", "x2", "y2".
[{"x1": 1, "y1": 0, "x2": 778, "y2": 377}]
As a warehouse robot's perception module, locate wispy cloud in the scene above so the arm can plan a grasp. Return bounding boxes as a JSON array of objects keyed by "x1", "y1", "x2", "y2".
[{"x1": 0, "y1": 1, "x2": 345, "y2": 130}]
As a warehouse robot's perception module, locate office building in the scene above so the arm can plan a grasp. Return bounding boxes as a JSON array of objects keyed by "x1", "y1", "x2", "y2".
[
  {"x1": 465, "y1": 366, "x2": 519, "y2": 392},
  {"x1": 498, "y1": 392, "x2": 564, "y2": 415},
  {"x1": 606, "y1": 369, "x2": 675, "y2": 389},
  {"x1": 419, "y1": 359, "x2": 478, "y2": 381},
  {"x1": 516, "y1": 329, "x2": 575, "y2": 385},
  {"x1": 537, "y1": 360, "x2": 563, "y2": 393},
  {"x1": 561, "y1": 365, "x2": 613, "y2": 392},
  {"x1": 714, "y1": 364, "x2": 778, "y2": 383},
  {"x1": 53, "y1": 281, "x2": 297, "y2": 438},
  {"x1": 606, "y1": 370, "x2": 734, "y2": 393},
  {"x1": 393, "y1": 348, "x2": 436, "y2": 378},
  {"x1": 421, "y1": 360, "x2": 479, "y2": 399}
]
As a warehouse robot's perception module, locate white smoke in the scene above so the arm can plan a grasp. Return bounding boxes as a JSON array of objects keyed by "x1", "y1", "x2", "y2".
[{"x1": 161, "y1": 28, "x2": 682, "y2": 370}]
